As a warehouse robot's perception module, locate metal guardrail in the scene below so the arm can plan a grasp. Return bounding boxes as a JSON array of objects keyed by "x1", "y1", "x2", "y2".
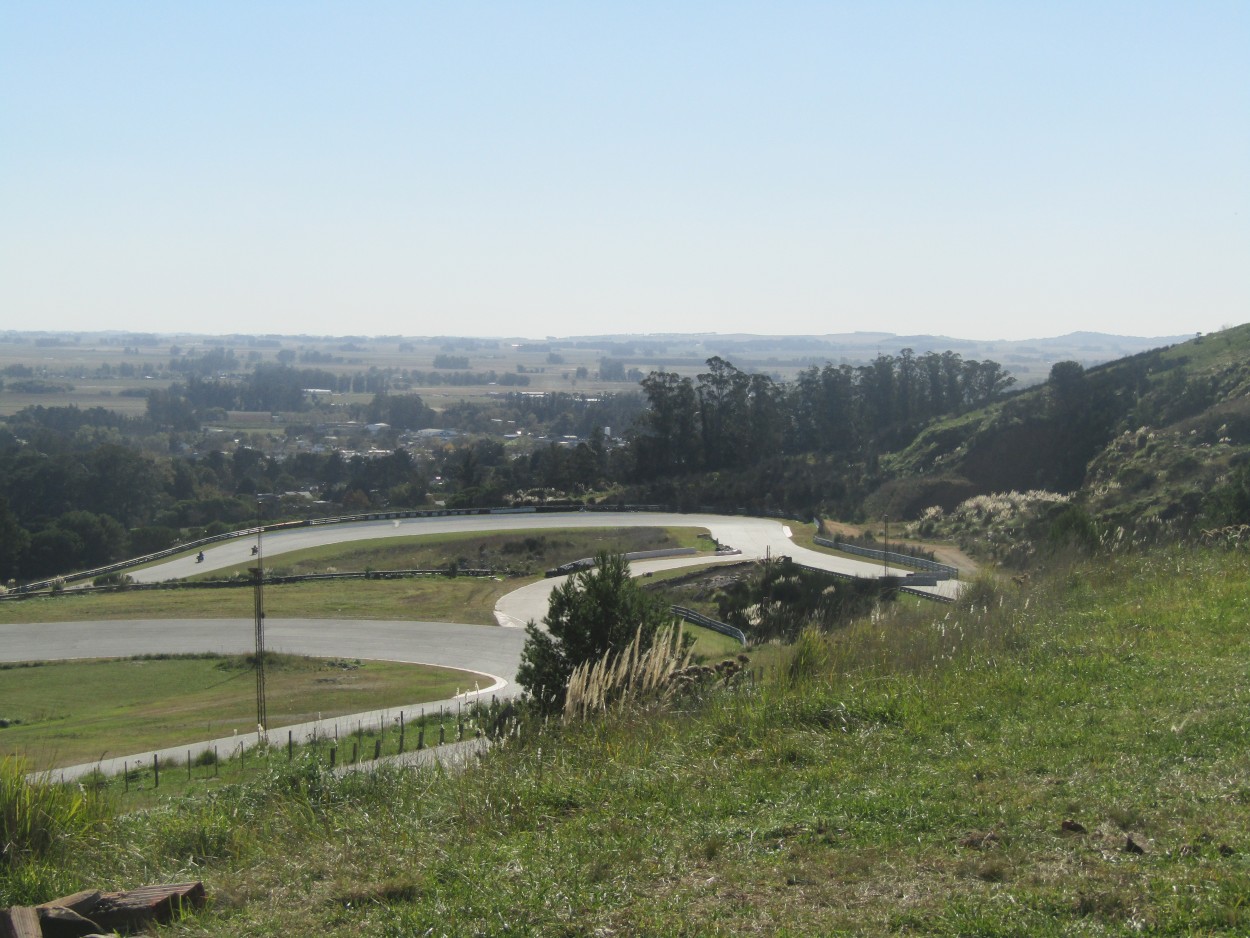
[
  {"x1": 545, "y1": 547, "x2": 699, "y2": 578},
  {"x1": 813, "y1": 536, "x2": 959, "y2": 580},
  {"x1": 0, "y1": 568, "x2": 500, "y2": 601},
  {"x1": 897, "y1": 585, "x2": 955, "y2": 603},
  {"x1": 259, "y1": 568, "x2": 496, "y2": 583},
  {"x1": 669, "y1": 605, "x2": 746, "y2": 645},
  {"x1": 7, "y1": 503, "x2": 675, "y2": 595},
  {"x1": 790, "y1": 560, "x2": 956, "y2": 604},
  {"x1": 7, "y1": 502, "x2": 798, "y2": 596},
  {"x1": 8, "y1": 528, "x2": 261, "y2": 594}
]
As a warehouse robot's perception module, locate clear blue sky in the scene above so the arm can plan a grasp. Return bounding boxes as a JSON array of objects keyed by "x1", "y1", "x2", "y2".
[{"x1": 2, "y1": 2, "x2": 1246, "y2": 340}]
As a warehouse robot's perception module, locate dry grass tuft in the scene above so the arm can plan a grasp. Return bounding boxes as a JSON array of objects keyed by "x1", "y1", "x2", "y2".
[{"x1": 562, "y1": 624, "x2": 693, "y2": 723}]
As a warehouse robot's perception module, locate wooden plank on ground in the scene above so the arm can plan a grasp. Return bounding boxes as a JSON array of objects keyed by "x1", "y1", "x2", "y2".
[
  {"x1": 88, "y1": 882, "x2": 206, "y2": 933},
  {"x1": 0, "y1": 906, "x2": 42, "y2": 938},
  {"x1": 35, "y1": 892, "x2": 100, "y2": 917}
]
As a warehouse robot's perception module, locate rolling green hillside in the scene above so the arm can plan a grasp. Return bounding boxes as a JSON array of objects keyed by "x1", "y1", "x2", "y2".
[
  {"x1": 874, "y1": 323, "x2": 1250, "y2": 538},
  {"x1": 6, "y1": 544, "x2": 1250, "y2": 934}
]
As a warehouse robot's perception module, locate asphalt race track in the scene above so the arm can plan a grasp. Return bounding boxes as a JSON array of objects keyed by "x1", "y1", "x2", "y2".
[
  {"x1": 2, "y1": 512, "x2": 958, "y2": 777},
  {"x1": 130, "y1": 510, "x2": 954, "y2": 593},
  {"x1": 0, "y1": 617, "x2": 524, "y2": 682}
]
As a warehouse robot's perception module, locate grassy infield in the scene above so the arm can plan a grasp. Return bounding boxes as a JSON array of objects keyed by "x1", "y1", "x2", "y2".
[
  {"x1": 6, "y1": 542, "x2": 1250, "y2": 933},
  {"x1": 0, "y1": 526, "x2": 712, "y2": 626},
  {"x1": 0, "y1": 577, "x2": 514, "y2": 626},
  {"x1": 0, "y1": 654, "x2": 475, "y2": 771},
  {"x1": 0, "y1": 527, "x2": 723, "y2": 773}
]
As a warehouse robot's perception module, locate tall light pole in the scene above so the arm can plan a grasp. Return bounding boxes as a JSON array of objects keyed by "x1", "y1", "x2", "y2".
[{"x1": 252, "y1": 498, "x2": 267, "y2": 732}]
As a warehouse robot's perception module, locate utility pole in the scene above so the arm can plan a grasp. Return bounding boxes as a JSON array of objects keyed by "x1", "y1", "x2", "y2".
[
  {"x1": 252, "y1": 498, "x2": 267, "y2": 732},
  {"x1": 883, "y1": 514, "x2": 889, "y2": 579}
]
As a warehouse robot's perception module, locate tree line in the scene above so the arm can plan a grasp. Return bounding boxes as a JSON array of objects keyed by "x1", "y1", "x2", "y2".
[
  {"x1": 0, "y1": 348, "x2": 1019, "y2": 584},
  {"x1": 0, "y1": 407, "x2": 429, "y2": 582},
  {"x1": 627, "y1": 351, "x2": 1014, "y2": 480}
]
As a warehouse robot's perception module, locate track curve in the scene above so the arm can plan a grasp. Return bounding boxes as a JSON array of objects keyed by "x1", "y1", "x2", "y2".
[{"x1": 4, "y1": 512, "x2": 957, "y2": 776}]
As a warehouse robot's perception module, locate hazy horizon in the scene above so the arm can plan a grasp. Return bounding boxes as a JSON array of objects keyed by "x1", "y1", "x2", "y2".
[{"x1": 0, "y1": 326, "x2": 1204, "y2": 344}]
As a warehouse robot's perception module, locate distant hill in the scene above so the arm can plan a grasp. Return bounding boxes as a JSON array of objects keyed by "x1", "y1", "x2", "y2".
[
  {"x1": 541, "y1": 330, "x2": 1195, "y2": 386},
  {"x1": 2, "y1": 328, "x2": 1195, "y2": 389}
]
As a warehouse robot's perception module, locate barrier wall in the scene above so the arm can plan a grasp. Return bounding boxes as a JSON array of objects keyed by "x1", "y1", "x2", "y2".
[{"x1": 812, "y1": 536, "x2": 958, "y2": 579}]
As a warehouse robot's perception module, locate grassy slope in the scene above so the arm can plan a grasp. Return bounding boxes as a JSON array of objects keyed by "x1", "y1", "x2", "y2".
[
  {"x1": 8, "y1": 544, "x2": 1249, "y2": 933},
  {"x1": 882, "y1": 323, "x2": 1250, "y2": 522}
]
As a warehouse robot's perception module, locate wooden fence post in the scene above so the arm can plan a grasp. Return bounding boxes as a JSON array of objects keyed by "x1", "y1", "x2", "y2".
[{"x1": 153, "y1": 753, "x2": 159, "y2": 788}]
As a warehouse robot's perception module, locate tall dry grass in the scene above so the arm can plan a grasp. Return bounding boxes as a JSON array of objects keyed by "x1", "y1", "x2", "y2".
[{"x1": 562, "y1": 624, "x2": 693, "y2": 723}]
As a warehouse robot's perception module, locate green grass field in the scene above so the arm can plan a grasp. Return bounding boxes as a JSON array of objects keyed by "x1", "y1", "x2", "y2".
[
  {"x1": 199, "y1": 525, "x2": 712, "y2": 580},
  {"x1": 7, "y1": 543, "x2": 1249, "y2": 932},
  {"x1": 0, "y1": 620, "x2": 739, "y2": 812},
  {"x1": 682, "y1": 625, "x2": 743, "y2": 660},
  {"x1": 0, "y1": 577, "x2": 518, "y2": 625},
  {"x1": 1, "y1": 527, "x2": 714, "y2": 626},
  {"x1": 0, "y1": 654, "x2": 478, "y2": 771}
]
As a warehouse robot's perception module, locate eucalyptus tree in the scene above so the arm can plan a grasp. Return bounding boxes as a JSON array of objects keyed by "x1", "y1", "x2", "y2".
[{"x1": 633, "y1": 371, "x2": 699, "y2": 479}]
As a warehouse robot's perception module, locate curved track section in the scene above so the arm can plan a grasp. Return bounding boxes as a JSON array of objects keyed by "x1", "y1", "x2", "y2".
[
  {"x1": 0, "y1": 617, "x2": 525, "y2": 680},
  {"x1": 5, "y1": 512, "x2": 958, "y2": 777},
  {"x1": 2, "y1": 618, "x2": 526, "y2": 781},
  {"x1": 133, "y1": 511, "x2": 958, "y2": 602}
]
